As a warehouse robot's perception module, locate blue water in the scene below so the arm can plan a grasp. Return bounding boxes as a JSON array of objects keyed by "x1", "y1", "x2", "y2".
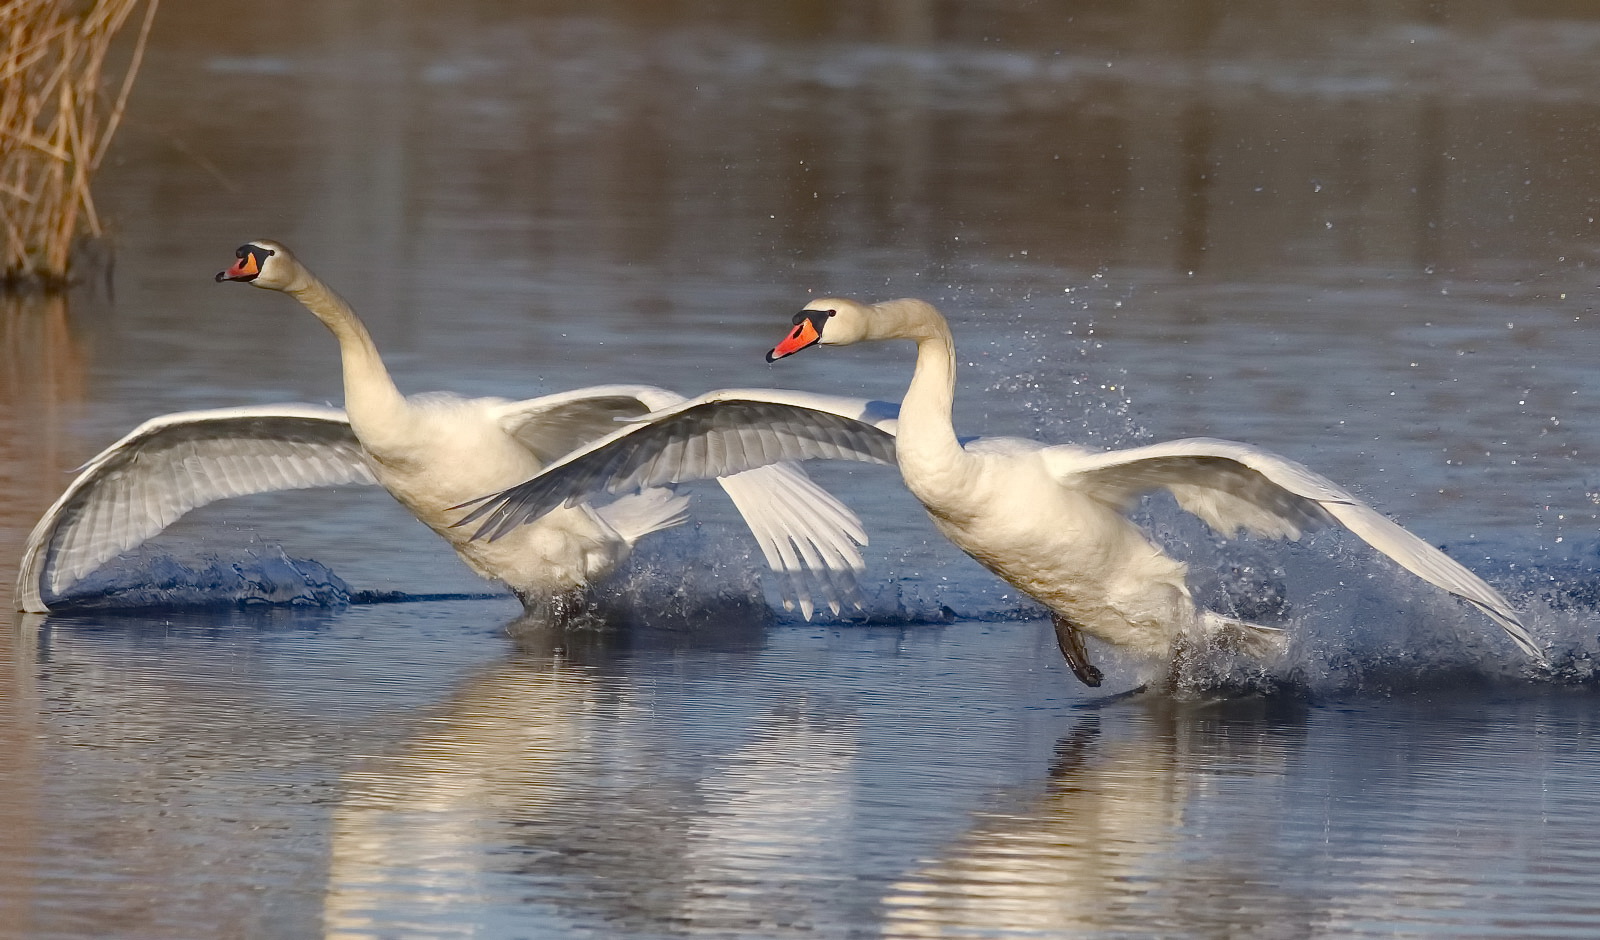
[
  {"x1": 7, "y1": 2, "x2": 1600, "y2": 937},
  {"x1": 12, "y1": 603, "x2": 1600, "y2": 938}
]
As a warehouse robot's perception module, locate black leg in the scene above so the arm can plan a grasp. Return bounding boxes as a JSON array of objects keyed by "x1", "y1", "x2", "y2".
[{"x1": 1051, "y1": 613, "x2": 1104, "y2": 688}]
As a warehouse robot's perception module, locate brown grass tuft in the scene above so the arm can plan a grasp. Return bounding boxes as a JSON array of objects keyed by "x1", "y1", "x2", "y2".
[{"x1": 1, "y1": 0, "x2": 159, "y2": 289}]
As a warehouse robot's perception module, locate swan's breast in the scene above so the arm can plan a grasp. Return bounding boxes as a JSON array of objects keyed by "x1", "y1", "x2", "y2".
[
  {"x1": 922, "y1": 454, "x2": 1114, "y2": 570},
  {"x1": 922, "y1": 454, "x2": 1192, "y2": 651}
]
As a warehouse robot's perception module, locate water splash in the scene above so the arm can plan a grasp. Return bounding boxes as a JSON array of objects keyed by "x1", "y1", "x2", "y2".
[{"x1": 46, "y1": 545, "x2": 357, "y2": 610}]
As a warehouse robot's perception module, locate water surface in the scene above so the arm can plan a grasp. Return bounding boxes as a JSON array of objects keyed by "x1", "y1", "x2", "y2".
[{"x1": 5, "y1": 2, "x2": 1600, "y2": 936}]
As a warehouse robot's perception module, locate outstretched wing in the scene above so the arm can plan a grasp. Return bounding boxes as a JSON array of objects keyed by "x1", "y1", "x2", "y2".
[
  {"x1": 16, "y1": 404, "x2": 376, "y2": 612},
  {"x1": 1041, "y1": 437, "x2": 1542, "y2": 662},
  {"x1": 494, "y1": 385, "x2": 887, "y2": 618},
  {"x1": 491, "y1": 384, "x2": 685, "y2": 464},
  {"x1": 460, "y1": 389, "x2": 899, "y2": 543}
]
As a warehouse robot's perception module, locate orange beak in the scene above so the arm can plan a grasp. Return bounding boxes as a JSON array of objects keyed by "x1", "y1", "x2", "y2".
[
  {"x1": 215, "y1": 247, "x2": 262, "y2": 283},
  {"x1": 767, "y1": 313, "x2": 824, "y2": 362}
]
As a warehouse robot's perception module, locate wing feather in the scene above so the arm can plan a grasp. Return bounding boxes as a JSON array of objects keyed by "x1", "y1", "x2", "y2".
[
  {"x1": 16, "y1": 405, "x2": 377, "y2": 612},
  {"x1": 459, "y1": 391, "x2": 898, "y2": 541},
  {"x1": 491, "y1": 384, "x2": 679, "y2": 463},
  {"x1": 1041, "y1": 437, "x2": 1540, "y2": 661},
  {"x1": 493, "y1": 389, "x2": 889, "y2": 618},
  {"x1": 1322, "y1": 501, "x2": 1541, "y2": 660},
  {"x1": 716, "y1": 462, "x2": 868, "y2": 620},
  {"x1": 751, "y1": 424, "x2": 781, "y2": 469}
]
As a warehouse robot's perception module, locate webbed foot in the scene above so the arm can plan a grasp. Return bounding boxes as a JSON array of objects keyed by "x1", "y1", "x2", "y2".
[{"x1": 1051, "y1": 612, "x2": 1104, "y2": 687}]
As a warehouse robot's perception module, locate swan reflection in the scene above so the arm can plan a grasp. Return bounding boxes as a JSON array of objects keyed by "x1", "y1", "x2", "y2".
[
  {"x1": 882, "y1": 699, "x2": 1309, "y2": 937},
  {"x1": 326, "y1": 610, "x2": 862, "y2": 937}
]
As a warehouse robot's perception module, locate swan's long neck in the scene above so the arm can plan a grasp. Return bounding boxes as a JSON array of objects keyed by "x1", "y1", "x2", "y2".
[
  {"x1": 873, "y1": 300, "x2": 975, "y2": 500},
  {"x1": 284, "y1": 269, "x2": 407, "y2": 439}
]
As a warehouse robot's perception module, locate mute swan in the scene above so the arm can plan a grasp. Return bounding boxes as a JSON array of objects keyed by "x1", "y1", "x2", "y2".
[
  {"x1": 457, "y1": 297, "x2": 1544, "y2": 686},
  {"x1": 12, "y1": 242, "x2": 869, "y2": 617}
]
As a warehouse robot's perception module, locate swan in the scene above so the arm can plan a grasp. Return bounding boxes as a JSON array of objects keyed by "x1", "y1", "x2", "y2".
[
  {"x1": 456, "y1": 297, "x2": 1545, "y2": 686},
  {"x1": 12, "y1": 242, "x2": 870, "y2": 617}
]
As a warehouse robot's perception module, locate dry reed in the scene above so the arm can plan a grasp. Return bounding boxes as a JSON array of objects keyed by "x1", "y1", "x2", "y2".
[{"x1": 1, "y1": 0, "x2": 158, "y2": 289}]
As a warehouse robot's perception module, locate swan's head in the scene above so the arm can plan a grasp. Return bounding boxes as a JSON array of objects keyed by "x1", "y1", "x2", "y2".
[
  {"x1": 215, "y1": 240, "x2": 297, "y2": 290},
  {"x1": 766, "y1": 297, "x2": 874, "y2": 362}
]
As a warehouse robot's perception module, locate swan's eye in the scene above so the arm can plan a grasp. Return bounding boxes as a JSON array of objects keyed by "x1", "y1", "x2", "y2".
[
  {"x1": 825, "y1": 310, "x2": 836, "y2": 317},
  {"x1": 233, "y1": 244, "x2": 275, "y2": 264}
]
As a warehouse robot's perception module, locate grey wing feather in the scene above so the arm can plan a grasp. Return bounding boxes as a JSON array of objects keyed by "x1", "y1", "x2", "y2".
[
  {"x1": 16, "y1": 405, "x2": 376, "y2": 612},
  {"x1": 1044, "y1": 437, "x2": 1349, "y2": 539},
  {"x1": 492, "y1": 384, "x2": 683, "y2": 463},
  {"x1": 461, "y1": 392, "x2": 898, "y2": 542},
  {"x1": 1042, "y1": 437, "x2": 1541, "y2": 661},
  {"x1": 496, "y1": 387, "x2": 885, "y2": 619}
]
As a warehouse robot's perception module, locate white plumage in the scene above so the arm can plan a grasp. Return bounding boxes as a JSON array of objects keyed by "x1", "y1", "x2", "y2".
[
  {"x1": 462, "y1": 297, "x2": 1544, "y2": 684},
  {"x1": 12, "y1": 242, "x2": 870, "y2": 617},
  {"x1": 17, "y1": 404, "x2": 373, "y2": 610}
]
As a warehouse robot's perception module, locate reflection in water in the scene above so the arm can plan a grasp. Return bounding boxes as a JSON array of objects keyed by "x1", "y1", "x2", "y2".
[
  {"x1": 325, "y1": 625, "x2": 1321, "y2": 940},
  {"x1": 326, "y1": 614, "x2": 862, "y2": 937},
  {"x1": 882, "y1": 700, "x2": 1309, "y2": 937},
  {"x1": 95, "y1": 1, "x2": 1600, "y2": 304},
  {"x1": 0, "y1": 294, "x2": 83, "y2": 935},
  {"x1": 673, "y1": 710, "x2": 859, "y2": 934},
  {"x1": 325, "y1": 656, "x2": 599, "y2": 937},
  {"x1": 7, "y1": 602, "x2": 511, "y2": 938},
  {"x1": 14, "y1": 610, "x2": 1600, "y2": 937}
]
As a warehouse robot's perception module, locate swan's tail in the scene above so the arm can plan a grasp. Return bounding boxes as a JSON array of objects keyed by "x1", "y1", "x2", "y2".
[
  {"x1": 1201, "y1": 611, "x2": 1291, "y2": 659},
  {"x1": 596, "y1": 487, "x2": 691, "y2": 546}
]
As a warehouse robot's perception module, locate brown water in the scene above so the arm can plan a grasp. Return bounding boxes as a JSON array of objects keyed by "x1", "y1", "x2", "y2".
[{"x1": 5, "y1": 2, "x2": 1600, "y2": 936}]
